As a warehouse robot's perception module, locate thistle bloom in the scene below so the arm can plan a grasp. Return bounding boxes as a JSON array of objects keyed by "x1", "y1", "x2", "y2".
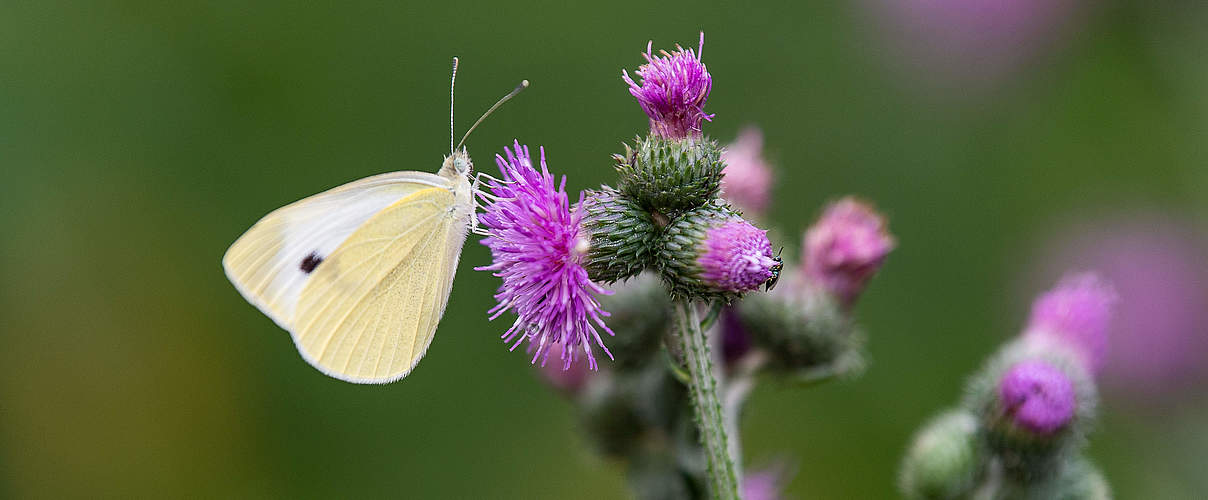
[
  {"x1": 1025, "y1": 273, "x2": 1117, "y2": 374},
  {"x1": 477, "y1": 141, "x2": 614, "y2": 370},
  {"x1": 720, "y1": 127, "x2": 774, "y2": 217},
  {"x1": 699, "y1": 219, "x2": 777, "y2": 293},
  {"x1": 998, "y1": 360, "x2": 1076, "y2": 435},
  {"x1": 622, "y1": 32, "x2": 714, "y2": 139},
  {"x1": 660, "y1": 205, "x2": 778, "y2": 299},
  {"x1": 1029, "y1": 212, "x2": 1208, "y2": 400},
  {"x1": 802, "y1": 197, "x2": 895, "y2": 307}
]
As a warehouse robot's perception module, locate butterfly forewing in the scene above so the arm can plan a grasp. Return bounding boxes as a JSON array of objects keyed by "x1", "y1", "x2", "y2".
[{"x1": 222, "y1": 171, "x2": 450, "y2": 328}]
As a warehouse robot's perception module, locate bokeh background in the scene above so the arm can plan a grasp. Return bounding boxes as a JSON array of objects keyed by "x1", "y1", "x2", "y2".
[{"x1": 3, "y1": 1, "x2": 1206, "y2": 498}]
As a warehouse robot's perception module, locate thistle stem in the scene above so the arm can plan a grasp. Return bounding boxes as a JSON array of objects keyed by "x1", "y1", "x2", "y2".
[{"x1": 675, "y1": 299, "x2": 741, "y2": 499}]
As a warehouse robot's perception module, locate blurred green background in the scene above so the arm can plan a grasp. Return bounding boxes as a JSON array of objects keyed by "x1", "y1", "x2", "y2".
[{"x1": 3, "y1": 1, "x2": 1206, "y2": 498}]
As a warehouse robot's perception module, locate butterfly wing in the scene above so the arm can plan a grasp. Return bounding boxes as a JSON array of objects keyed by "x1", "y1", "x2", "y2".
[
  {"x1": 223, "y1": 171, "x2": 449, "y2": 329},
  {"x1": 290, "y1": 185, "x2": 468, "y2": 383}
]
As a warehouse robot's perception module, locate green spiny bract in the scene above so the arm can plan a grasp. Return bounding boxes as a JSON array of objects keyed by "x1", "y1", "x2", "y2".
[
  {"x1": 615, "y1": 135, "x2": 725, "y2": 217},
  {"x1": 735, "y1": 274, "x2": 865, "y2": 379},
  {"x1": 656, "y1": 202, "x2": 744, "y2": 302},
  {"x1": 899, "y1": 410, "x2": 986, "y2": 500},
  {"x1": 581, "y1": 187, "x2": 660, "y2": 284}
]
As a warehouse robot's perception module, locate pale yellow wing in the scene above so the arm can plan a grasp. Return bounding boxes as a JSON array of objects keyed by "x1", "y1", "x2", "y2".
[
  {"x1": 223, "y1": 171, "x2": 449, "y2": 329},
  {"x1": 290, "y1": 186, "x2": 467, "y2": 383}
]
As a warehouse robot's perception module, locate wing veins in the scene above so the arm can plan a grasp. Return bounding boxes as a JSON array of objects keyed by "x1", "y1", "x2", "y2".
[
  {"x1": 304, "y1": 205, "x2": 447, "y2": 362},
  {"x1": 323, "y1": 216, "x2": 444, "y2": 371}
]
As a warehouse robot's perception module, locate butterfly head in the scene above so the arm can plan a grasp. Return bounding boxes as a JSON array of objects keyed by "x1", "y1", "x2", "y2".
[{"x1": 440, "y1": 149, "x2": 473, "y2": 179}]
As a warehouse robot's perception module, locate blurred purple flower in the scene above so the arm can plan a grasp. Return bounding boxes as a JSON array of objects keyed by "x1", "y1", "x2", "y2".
[
  {"x1": 1028, "y1": 211, "x2": 1208, "y2": 400},
  {"x1": 535, "y1": 342, "x2": 593, "y2": 393},
  {"x1": 802, "y1": 197, "x2": 895, "y2": 307},
  {"x1": 742, "y1": 463, "x2": 790, "y2": 500},
  {"x1": 998, "y1": 360, "x2": 1076, "y2": 435},
  {"x1": 721, "y1": 127, "x2": 774, "y2": 217},
  {"x1": 862, "y1": 0, "x2": 1082, "y2": 90},
  {"x1": 1025, "y1": 273, "x2": 1117, "y2": 375},
  {"x1": 622, "y1": 32, "x2": 714, "y2": 139},
  {"x1": 477, "y1": 141, "x2": 614, "y2": 370},
  {"x1": 699, "y1": 219, "x2": 777, "y2": 293},
  {"x1": 720, "y1": 308, "x2": 752, "y2": 367}
]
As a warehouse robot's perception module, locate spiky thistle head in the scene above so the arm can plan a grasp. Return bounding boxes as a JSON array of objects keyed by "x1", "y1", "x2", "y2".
[
  {"x1": 658, "y1": 203, "x2": 778, "y2": 301},
  {"x1": 622, "y1": 32, "x2": 713, "y2": 140},
  {"x1": 579, "y1": 187, "x2": 660, "y2": 284},
  {"x1": 476, "y1": 141, "x2": 614, "y2": 371},
  {"x1": 802, "y1": 197, "x2": 896, "y2": 308},
  {"x1": 614, "y1": 135, "x2": 726, "y2": 216}
]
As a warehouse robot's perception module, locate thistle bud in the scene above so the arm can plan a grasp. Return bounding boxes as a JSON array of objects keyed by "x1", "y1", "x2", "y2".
[
  {"x1": 615, "y1": 135, "x2": 725, "y2": 216},
  {"x1": 579, "y1": 361, "x2": 687, "y2": 458},
  {"x1": 964, "y1": 339, "x2": 1098, "y2": 478},
  {"x1": 580, "y1": 187, "x2": 661, "y2": 283},
  {"x1": 802, "y1": 197, "x2": 895, "y2": 308},
  {"x1": 1054, "y1": 458, "x2": 1111, "y2": 500},
  {"x1": 596, "y1": 273, "x2": 673, "y2": 369},
  {"x1": 736, "y1": 273, "x2": 864, "y2": 377},
  {"x1": 899, "y1": 410, "x2": 985, "y2": 500},
  {"x1": 658, "y1": 203, "x2": 779, "y2": 301},
  {"x1": 720, "y1": 127, "x2": 774, "y2": 218},
  {"x1": 997, "y1": 361, "x2": 1077, "y2": 437},
  {"x1": 989, "y1": 456, "x2": 1112, "y2": 499},
  {"x1": 1024, "y1": 273, "x2": 1117, "y2": 375}
]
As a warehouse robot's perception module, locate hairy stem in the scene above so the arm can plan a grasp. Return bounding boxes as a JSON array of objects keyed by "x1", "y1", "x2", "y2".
[
  {"x1": 722, "y1": 350, "x2": 765, "y2": 478},
  {"x1": 676, "y1": 300, "x2": 740, "y2": 499}
]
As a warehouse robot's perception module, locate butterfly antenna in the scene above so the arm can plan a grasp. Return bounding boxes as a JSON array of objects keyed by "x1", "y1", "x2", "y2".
[
  {"x1": 456, "y1": 79, "x2": 529, "y2": 151},
  {"x1": 450, "y1": 57, "x2": 459, "y2": 155}
]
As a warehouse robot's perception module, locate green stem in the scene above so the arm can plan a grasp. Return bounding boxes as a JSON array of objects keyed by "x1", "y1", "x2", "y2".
[
  {"x1": 675, "y1": 300, "x2": 740, "y2": 499},
  {"x1": 698, "y1": 301, "x2": 724, "y2": 332}
]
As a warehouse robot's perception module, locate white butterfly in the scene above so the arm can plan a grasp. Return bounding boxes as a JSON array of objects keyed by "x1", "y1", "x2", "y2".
[{"x1": 223, "y1": 58, "x2": 526, "y2": 383}]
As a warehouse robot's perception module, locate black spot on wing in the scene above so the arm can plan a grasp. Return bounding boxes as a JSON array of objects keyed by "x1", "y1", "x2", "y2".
[{"x1": 300, "y1": 252, "x2": 323, "y2": 274}]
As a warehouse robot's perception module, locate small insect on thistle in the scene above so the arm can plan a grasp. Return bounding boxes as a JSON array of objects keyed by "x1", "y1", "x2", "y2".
[
  {"x1": 765, "y1": 247, "x2": 785, "y2": 291},
  {"x1": 223, "y1": 58, "x2": 527, "y2": 384}
]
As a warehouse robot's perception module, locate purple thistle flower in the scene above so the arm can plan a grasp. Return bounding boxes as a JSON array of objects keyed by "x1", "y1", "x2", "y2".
[
  {"x1": 622, "y1": 32, "x2": 714, "y2": 140},
  {"x1": 998, "y1": 360, "x2": 1077, "y2": 435},
  {"x1": 698, "y1": 219, "x2": 777, "y2": 293},
  {"x1": 1027, "y1": 211, "x2": 1208, "y2": 402},
  {"x1": 742, "y1": 465, "x2": 789, "y2": 500},
  {"x1": 1025, "y1": 273, "x2": 1117, "y2": 375},
  {"x1": 476, "y1": 141, "x2": 614, "y2": 370},
  {"x1": 720, "y1": 126, "x2": 774, "y2": 217},
  {"x1": 802, "y1": 197, "x2": 896, "y2": 307}
]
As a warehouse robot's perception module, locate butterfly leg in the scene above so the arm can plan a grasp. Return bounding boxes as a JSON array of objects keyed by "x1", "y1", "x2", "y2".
[{"x1": 469, "y1": 174, "x2": 491, "y2": 236}]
